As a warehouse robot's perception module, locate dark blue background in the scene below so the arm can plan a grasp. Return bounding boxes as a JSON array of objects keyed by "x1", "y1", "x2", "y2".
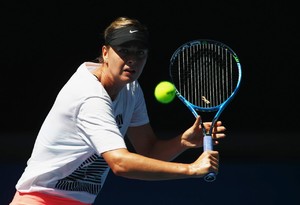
[
  {"x1": 2, "y1": 159, "x2": 300, "y2": 204},
  {"x1": 1, "y1": 1, "x2": 299, "y2": 204}
]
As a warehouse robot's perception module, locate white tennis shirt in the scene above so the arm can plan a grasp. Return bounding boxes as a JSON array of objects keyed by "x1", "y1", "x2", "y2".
[{"x1": 15, "y1": 62, "x2": 149, "y2": 203}]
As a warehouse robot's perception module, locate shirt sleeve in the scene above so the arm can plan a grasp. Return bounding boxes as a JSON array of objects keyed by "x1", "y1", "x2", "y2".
[{"x1": 76, "y1": 96, "x2": 127, "y2": 155}]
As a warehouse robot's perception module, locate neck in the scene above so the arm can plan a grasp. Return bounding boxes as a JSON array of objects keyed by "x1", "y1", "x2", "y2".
[{"x1": 92, "y1": 65, "x2": 123, "y2": 101}]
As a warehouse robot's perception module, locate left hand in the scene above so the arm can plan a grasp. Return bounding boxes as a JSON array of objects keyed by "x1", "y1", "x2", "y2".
[{"x1": 181, "y1": 116, "x2": 226, "y2": 149}]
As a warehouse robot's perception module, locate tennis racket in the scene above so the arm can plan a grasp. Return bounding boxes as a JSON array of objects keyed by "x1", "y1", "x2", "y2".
[{"x1": 169, "y1": 39, "x2": 242, "y2": 182}]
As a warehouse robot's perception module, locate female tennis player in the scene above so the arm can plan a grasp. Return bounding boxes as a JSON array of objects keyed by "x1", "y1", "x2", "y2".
[{"x1": 10, "y1": 16, "x2": 226, "y2": 205}]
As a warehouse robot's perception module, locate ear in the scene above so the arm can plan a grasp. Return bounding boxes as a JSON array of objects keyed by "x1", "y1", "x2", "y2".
[{"x1": 102, "y1": 45, "x2": 109, "y2": 60}]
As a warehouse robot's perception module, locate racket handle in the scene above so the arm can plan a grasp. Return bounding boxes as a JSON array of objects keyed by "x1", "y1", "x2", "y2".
[
  {"x1": 203, "y1": 135, "x2": 216, "y2": 182},
  {"x1": 204, "y1": 172, "x2": 216, "y2": 182},
  {"x1": 203, "y1": 135, "x2": 213, "y2": 151}
]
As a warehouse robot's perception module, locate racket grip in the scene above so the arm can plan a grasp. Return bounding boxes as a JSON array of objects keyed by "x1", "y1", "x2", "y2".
[
  {"x1": 203, "y1": 135, "x2": 216, "y2": 182},
  {"x1": 203, "y1": 135, "x2": 213, "y2": 151}
]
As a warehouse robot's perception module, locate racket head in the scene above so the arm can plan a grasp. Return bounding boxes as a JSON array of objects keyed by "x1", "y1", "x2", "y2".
[{"x1": 169, "y1": 39, "x2": 242, "y2": 114}]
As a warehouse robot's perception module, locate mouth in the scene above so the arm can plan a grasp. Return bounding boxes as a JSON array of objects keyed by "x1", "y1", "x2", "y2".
[{"x1": 123, "y1": 68, "x2": 136, "y2": 74}]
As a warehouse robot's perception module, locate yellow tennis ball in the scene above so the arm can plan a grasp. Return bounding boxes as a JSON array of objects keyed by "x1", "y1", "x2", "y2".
[{"x1": 154, "y1": 81, "x2": 176, "y2": 104}]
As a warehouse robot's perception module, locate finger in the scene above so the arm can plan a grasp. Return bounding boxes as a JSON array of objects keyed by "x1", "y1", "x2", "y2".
[
  {"x1": 213, "y1": 125, "x2": 226, "y2": 133},
  {"x1": 194, "y1": 116, "x2": 201, "y2": 128},
  {"x1": 213, "y1": 140, "x2": 219, "y2": 145},
  {"x1": 203, "y1": 121, "x2": 223, "y2": 132},
  {"x1": 203, "y1": 122, "x2": 211, "y2": 129},
  {"x1": 206, "y1": 152, "x2": 219, "y2": 173},
  {"x1": 212, "y1": 133, "x2": 226, "y2": 140},
  {"x1": 215, "y1": 121, "x2": 222, "y2": 126},
  {"x1": 210, "y1": 163, "x2": 219, "y2": 175}
]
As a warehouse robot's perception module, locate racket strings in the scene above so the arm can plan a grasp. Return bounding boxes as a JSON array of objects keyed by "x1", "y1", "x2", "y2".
[{"x1": 171, "y1": 42, "x2": 239, "y2": 108}]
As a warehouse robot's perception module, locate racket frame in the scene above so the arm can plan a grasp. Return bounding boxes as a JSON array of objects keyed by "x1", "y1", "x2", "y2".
[{"x1": 170, "y1": 39, "x2": 242, "y2": 182}]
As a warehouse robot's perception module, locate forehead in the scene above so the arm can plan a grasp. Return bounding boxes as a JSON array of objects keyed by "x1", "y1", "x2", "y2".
[{"x1": 119, "y1": 41, "x2": 149, "y2": 49}]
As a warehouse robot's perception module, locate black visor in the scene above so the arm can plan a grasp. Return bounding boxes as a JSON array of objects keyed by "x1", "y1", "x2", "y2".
[{"x1": 105, "y1": 26, "x2": 149, "y2": 47}]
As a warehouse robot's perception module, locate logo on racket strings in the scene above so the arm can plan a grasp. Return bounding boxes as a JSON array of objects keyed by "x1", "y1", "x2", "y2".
[{"x1": 201, "y1": 96, "x2": 210, "y2": 104}]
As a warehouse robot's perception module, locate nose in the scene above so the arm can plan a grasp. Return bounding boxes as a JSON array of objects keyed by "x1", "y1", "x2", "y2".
[{"x1": 125, "y1": 56, "x2": 137, "y2": 65}]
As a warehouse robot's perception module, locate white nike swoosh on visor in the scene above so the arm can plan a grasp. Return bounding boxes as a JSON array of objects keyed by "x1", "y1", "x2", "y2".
[{"x1": 129, "y1": 30, "x2": 138, "y2": 33}]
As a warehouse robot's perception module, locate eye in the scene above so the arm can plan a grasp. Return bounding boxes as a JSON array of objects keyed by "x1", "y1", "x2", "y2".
[
  {"x1": 114, "y1": 46, "x2": 148, "y2": 59},
  {"x1": 136, "y1": 49, "x2": 148, "y2": 58},
  {"x1": 118, "y1": 48, "x2": 129, "y2": 55}
]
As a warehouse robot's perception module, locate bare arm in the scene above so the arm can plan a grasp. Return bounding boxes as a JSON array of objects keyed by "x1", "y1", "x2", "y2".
[
  {"x1": 101, "y1": 116, "x2": 225, "y2": 181},
  {"x1": 101, "y1": 147, "x2": 218, "y2": 181},
  {"x1": 126, "y1": 117, "x2": 226, "y2": 161},
  {"x1": 126, "y1": 123, "x2": 187, "y2": 161}
]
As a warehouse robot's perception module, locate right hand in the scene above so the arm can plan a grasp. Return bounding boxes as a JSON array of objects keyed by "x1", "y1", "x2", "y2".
[{"x1": 188, "y1": 150, "x2": 219, "y2": 178}]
